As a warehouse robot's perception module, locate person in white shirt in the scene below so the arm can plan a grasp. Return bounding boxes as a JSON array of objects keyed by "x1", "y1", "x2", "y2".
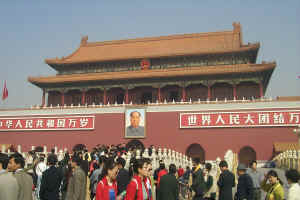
[
  {"x1": 285, "y1": 169, "x2": 300, "y2": 200},
  {"x1": 35, "y1": 156, "x2": 47, "y2": 199}
]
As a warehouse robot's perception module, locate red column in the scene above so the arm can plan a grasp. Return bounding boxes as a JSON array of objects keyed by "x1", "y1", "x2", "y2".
[
  {"x1": 207, "y1": 85, "x2": 211, "y2": 100},
  {"x1": 103, "y1": 88, "x2": 107, "y2": 105},
  {"x1": 259, "y1": 82, "x2": 264, "y2": 98},
  {"x1": 125, "y1": 88, "x2": 129, "y2": 104},
  {"x1": 182, "y1": 87, "x2": 186, "y2": 101},
  {"x1": 233, "y1": 84, "x2": 237, "y2": 100},
  {"x1": 158, "y1": 87, "x2": 161, "y2": 102},
  {"x1": 81, "y1": 90, "x2": 86, "y2": 105},
  {"x1": 42, "y1": 89, "x2": 46, "y2": 107},
  {"x1": 61, "y1": 91, "x2": 65, "y2": 106}
]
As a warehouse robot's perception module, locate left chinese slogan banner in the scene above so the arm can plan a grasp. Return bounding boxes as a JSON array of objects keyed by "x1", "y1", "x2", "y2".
[{"x1": 0, "y1": 115, "x2": 95, "y2": 131}]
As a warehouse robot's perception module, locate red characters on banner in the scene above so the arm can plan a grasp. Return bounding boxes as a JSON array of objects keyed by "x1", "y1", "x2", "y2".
[
  {"x1": 180, "y1": 110, "x2": 300, "y2": 128},
  {"x1": 2, "y1": 81, "x2": 8, "y2": 101},
  {"x1": 0, "y1": 115, "x2": 95, "y2": 131}
]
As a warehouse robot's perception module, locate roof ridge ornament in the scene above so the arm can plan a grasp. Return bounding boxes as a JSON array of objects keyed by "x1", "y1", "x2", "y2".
[
  {"x1": 232, "y1": 22, "x2": 241, "y2": 33},
  {"x1": 80, "y1": 35, "x2": 88, "y2": 46}
]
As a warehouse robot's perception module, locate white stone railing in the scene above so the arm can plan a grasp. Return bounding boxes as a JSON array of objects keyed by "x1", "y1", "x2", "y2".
[
  {"x1": 1, "y1": 144, "x2": 239, "y2": 175},
  {"x1": 273, "y1": 149, "x2": 300, "y2": 171},
  {"x1": 1, "y1": 144, "x2": 194, "y2": 170}
]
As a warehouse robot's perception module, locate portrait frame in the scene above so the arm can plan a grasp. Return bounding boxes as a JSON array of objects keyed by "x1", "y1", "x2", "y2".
[{"x1": 125, "y1": 108, "x2": 146, "y2": 138}]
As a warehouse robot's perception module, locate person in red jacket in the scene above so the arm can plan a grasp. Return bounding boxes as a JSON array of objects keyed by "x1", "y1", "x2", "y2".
[
  {"x1": 177, "y1": 165, "x2": 184, "y2": 178},
  {"x1": 125, "y1": 158, "x2": 152, "y2": 200},
  {"x1": 96, "y1": 158, "x2": 119, "y2": 200}
]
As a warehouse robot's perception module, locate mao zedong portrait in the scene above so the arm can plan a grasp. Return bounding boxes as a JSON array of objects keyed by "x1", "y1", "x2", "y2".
[{"x1": 126, "y1": 111, "x2": 145, "y2": 137}]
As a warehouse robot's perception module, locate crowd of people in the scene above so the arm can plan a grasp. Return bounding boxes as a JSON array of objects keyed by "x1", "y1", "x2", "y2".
[{"x1": 0, "y1": 144, "x2": 300, "y2": 200}]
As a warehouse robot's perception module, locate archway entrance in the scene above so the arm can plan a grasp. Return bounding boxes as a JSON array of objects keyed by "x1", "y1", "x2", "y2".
[
  {"x1": 126, "y1": 139, "x2": 145, "y2": 151},
  {"x1": 186, "y1": 143, "x2": 205, "y2": 163},
  {"x1": 238, "y1": 146, "x2": 256, "y2": 167}
]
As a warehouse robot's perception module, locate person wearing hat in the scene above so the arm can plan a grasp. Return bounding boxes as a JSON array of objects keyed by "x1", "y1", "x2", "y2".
[{"x1": 235, "y1": 163, "x2": 254, "y2": 200}]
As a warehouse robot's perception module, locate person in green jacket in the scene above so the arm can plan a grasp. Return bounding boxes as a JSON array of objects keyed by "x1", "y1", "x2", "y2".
[
  {"x1": 157, "y1": 163, "x2": 179, "y2": 200},
  {"x1": 260, "y1": 170, "x2": 284, "y2": 200}
]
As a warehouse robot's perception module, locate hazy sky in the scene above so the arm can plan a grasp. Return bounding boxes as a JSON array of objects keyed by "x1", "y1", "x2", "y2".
[{"x1": 0, "y1": 1, "x2": 299, "y2": 108}]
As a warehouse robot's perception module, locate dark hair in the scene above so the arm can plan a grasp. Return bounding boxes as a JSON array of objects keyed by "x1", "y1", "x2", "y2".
[
  {"x1": 130, "y1": 111, "x2": 141, "y2": 117},
  {"x1": 71, "y1": 155, "x2": 82, "y2": 166},
  {"x1": 250, "y1": 160, "x2": 257, "y2": 167},
  {"x1": 159, "y1": 163, "x2": 165, "y2": 170},
  {"x1": 133, "y1": 158, "x2": 147, "y2": 175},
  {"x1": 205, "y1": 163, "x2": 212, "y2": 172},
  {"x1": 99, "y1": 155, "x2": 107, "y2": 165},
  {"x1": 193, "y1": 157, "x2": 201, "y2": 164},
  {"x1": 144, "y1": 158, "x2": 151, "y2": 164},
  {"x1": 93, "y1": 162, "x2": 99, "y2": 170},
  {"x1": 116, "y1": 157, "x2": 126, "y2": 168},
  {"x1": 267, "y1": 170, "x2": 283, "y2": 185},
  {"x1": 98, "y1": 157, "x2": 118, "y2": 181},
  {"x1": 9, "y1": 153, "x2": 25, "y2": 168},
  {"x1": 0, "y1": 153, "x2": 9, "y2": 169},
  {"x1": 285, "y1": 169, "x2": 300, "y2": 183},
  {"x1": 47, "y1": 154, "x2": 58, "y2": 165},
  {"x1": 169, "y1": 164, "x2": 176, "y2": 174},
  {"x1": 219, "y1": 160, "x2": 228, "y2": 168}
]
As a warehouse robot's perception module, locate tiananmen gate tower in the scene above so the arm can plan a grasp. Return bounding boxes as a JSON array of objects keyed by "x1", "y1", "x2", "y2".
[{"x1": 1, "y1": 22, "x2": 299, "y2": 165}]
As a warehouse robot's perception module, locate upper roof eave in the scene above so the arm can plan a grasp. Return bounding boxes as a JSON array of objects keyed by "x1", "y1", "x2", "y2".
[
  {"x1": 45, "y1": 43, "x2": 259, "y2": 66},
  {"x1": 29, "y1": 62, "x2": 276, "y2": 87},
  {"x1": 44, "y1": 23, "x2": 257, "y2": 66}
]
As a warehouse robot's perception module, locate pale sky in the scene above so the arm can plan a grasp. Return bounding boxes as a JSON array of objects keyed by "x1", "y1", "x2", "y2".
[{"x1": 0, "y1": 1, "x2": 299, "y2": 108}]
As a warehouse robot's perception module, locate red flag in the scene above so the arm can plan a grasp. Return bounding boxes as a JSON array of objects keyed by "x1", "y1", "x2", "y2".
[{"x1": 2, "y1": 81, "x2": 8, "y2": 101}]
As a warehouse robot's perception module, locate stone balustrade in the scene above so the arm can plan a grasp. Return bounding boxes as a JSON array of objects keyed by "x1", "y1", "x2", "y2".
[
  {"x1": 23, "y1": 96, "x2": 274, "y2": 111},
  {"x1": 273, "y1": 149, "x2": 300, "y2": 171},
  {"x1": 1, "y1": 144, "x2": 239, "y2": 176}
]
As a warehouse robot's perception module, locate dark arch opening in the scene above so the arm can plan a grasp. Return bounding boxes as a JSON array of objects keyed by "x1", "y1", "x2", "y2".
[
  {"x1": 238, "y1": 146, "x2": 256, "y2": 167},
  {"x1": 126, "y1": 139, "x2": 145, "y2": 151},
  {"x1": 186, "y1": 143, "x2": 206, "y2": 163}
]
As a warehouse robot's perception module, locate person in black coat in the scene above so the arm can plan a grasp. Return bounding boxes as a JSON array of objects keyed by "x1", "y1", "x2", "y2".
[
  {"x1": 191, "y1": 158, "x2": 207, "y2": 200},
  {"x1": 39, "y1": 154, "x2": 63, "y2": 200},
  {"x1": 157, "y1": 164, "x2": 179, "y2": 200},
  {"x1": 116, "y1": 157, "x2": 130, "y2": 196},
  {"x1": 217, "y1": 160, "x2": 235, "y2": 200},
  {"x1": 235, "y1": 164, "x2": 254, "y2": 200}
]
